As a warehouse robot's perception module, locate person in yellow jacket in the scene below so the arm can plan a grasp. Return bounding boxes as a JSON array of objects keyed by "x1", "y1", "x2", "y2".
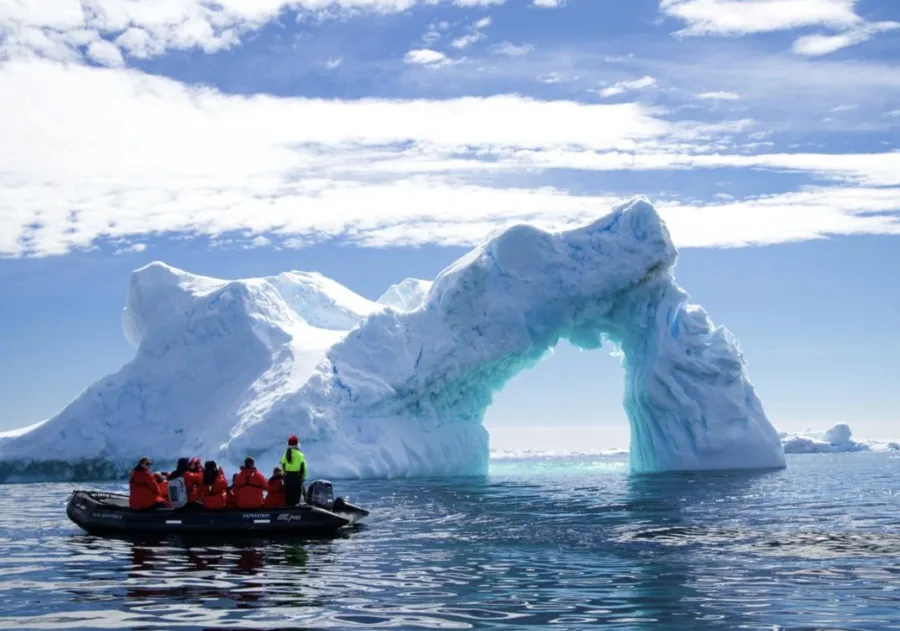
[{"x1": 280, "y1": 434, "x2": 307, "y2": 506}]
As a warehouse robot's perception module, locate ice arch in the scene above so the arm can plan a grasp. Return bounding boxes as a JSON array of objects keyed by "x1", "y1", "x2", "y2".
[
  {"x1": 0, "y1": 197, "x2": 785, "y2": 480},
  {"x1": 229, "y1": 198, "x2": 786, "y2": 476}
]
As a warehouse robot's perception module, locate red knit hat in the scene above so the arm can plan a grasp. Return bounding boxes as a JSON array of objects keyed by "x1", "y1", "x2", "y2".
[{"x1": 288, "y1": 434, "x2": 299, "y2": 446}]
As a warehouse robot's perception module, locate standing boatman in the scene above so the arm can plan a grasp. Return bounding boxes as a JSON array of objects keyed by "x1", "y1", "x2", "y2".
[{"x1": 280, "y1": 434, "x2": 307, "y2": 506}]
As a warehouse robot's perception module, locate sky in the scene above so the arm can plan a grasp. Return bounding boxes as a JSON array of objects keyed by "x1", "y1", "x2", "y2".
[{"x1": 1, "y1": 0, "x2": 899, "y2": 449}]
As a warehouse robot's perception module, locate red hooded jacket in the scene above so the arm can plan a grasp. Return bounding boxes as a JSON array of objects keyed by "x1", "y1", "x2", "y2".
[
  {"x1": 184, "y1": 470, "x2": 204, "y2": 504},
  {"x1": 234, "y1": 466, "x2": 269, "y2": 508},
  {"x1": 264, "y1": 474, "x2": 285, "y2": 508},
  {"x1": 129, "y1": 468, "x2": 164, "y2": 510},
  {"x1": 156, "y1": 475, "x2": 170, "y2": 507},
  {"x1": 202, "y1": 470, "x2": 229, "y2": 510}
]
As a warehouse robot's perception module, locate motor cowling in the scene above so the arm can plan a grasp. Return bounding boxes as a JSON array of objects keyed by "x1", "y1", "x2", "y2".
[{"x1": 305, "y1": 480, "x2": 334, "y2": 510}]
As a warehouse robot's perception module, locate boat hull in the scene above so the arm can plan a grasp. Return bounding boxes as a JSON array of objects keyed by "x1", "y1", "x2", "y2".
[{"x1": 66, "y1": 490, "x2": 368, "y2": 538}]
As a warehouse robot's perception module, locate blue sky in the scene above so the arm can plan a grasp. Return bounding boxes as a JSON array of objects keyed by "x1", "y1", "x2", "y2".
[{"x1": 1, "y1": 0, "x2": 899, "y2": 447}]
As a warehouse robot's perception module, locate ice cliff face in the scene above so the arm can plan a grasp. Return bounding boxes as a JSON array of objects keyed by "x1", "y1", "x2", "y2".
[{"x1": 0, "y1": 197, "x2": 786, "y2": 481}]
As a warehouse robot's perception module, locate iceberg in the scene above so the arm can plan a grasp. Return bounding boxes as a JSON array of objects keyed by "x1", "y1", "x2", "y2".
[
  {"x1": 780, "y1": 424, "x2": 900, "y2": 454},
  {"x1": 0, "y1": 197, "x2": 786, "y2": 481},
  {"x1": 377, "y1": 278, "x2": 433, "y2": 313},
  {"x1": 0, "y1": 420, "x2": 47, "y2": 441}
]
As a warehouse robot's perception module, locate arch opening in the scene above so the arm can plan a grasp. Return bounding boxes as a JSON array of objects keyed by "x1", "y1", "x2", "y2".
[{"x1": 484, "y1": 339, "x2": 630, "y2": 455}]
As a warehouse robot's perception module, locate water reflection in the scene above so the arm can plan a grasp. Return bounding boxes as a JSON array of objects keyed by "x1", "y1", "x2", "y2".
[
  {"x1": 1, "y1": 456, "x2": 900, "y2": 629},
  {"x1": 609, "y1": 471, "x2": 778, "y2": 629},
  {"x1": 118, "y1": 538, "x2": 323, "y2": 612}
]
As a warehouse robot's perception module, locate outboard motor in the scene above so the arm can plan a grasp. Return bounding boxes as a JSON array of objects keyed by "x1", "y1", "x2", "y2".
[{"x1": 305, "y1": 480, "x2": 334, "y2": 510}]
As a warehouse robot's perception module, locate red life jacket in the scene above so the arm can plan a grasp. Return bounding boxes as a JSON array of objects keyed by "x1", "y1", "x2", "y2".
[
  {"x1": 129, "y1": 468, "x2": 163, "y2": 510},
  {"x1": 202, "y1": 471, "x2": 229, "y2": 510},
  {"x1": 264, "y1": 475, "x2": 285, "y2": 508},
  {"x1": 184, "y1": 470, "x2": 204, "y2": 503},
  {"x1": 234, "y1": 467, "x2": 269, "y2": 509}
]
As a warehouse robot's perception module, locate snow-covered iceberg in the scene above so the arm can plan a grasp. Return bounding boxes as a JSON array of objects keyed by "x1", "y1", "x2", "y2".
[
  {"x1": 780, "y1": 424, "x2": 900, "y2": 454},
  {"x1": 0, "y1": 197, "x2": 786, "y2": 481},
  {"x1": 0, "y1": 421, "x2": 47, "y2": 441},
  {"x1": 377, "y1": 278, "x2": 433, "y2": 312}
]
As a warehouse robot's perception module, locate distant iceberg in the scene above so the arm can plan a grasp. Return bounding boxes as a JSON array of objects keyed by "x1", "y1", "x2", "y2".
[
  {"x1": 0, "y1": 197, "x2": 786, "y2": 482},
  {"x1": 780, "y1": 424, "x2": 900, "y2": 454},
  {"x1": 490, "y1": 448, "x2": 630, "y2": 460}
]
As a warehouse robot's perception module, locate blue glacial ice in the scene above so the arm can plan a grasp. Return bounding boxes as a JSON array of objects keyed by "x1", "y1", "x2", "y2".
[{"x1": 0, "y1": 197, "x2": 786, "y2": 480}]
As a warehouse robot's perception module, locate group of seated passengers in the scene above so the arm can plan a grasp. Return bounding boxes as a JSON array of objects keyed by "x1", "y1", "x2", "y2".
[{"x1": 128, "y1": 435, "x2": 307, "y2": 511}]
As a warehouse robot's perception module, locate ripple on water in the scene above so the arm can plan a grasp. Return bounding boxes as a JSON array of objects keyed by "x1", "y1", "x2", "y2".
[{"x1": 1, "y1": 454, "x2": 899, "y2": 629}]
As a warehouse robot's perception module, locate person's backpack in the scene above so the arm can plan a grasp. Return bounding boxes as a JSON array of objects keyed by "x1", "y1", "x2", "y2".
[{"x1": 168, "y1": 476, "x2": 188, "y2": 508}]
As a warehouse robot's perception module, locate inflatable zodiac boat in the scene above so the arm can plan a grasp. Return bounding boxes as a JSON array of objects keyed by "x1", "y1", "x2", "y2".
[{"x1": 66, "y1": 480, "x2": 368, "y2": 537}]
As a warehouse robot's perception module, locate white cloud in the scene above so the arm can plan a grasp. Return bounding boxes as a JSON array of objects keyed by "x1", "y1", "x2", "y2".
[
  {"x1": 325, "y1": 57, "x2": 343, "y2": 69},
  {"x1": 492, "y1": 41, "x2": 534, "y2": 56},
  {"x1": 792, "y1": 21, "x2": 900, "y2": 57},
  {"x1": 421, "y1": 25, "x2": 442, "y2": 45},
  {"x1": 886, "y1": 110, "x2": 900, "y2": 118},
  {"x1": 689, "y1": 152, "x2": 900, "y2": 187},
  {"x1": 660, "y1": 0, "x2": 898, "y2": 57},
  {"x1": 372, "y1": 147, "x2": 900, "y2": 188},
  {"x1": 249, "y1": 236, "x2": 272, "y2": 248},
  {"x1": 114, "y1": 242, "x2": 147, "y2": 255},
  {"x1": 598, "y1": 76, "x2": 657, "y2": 97},
  {"x1": 114, "y1": 27, "x2": 166, "y2": 59},
  {"x1": 279, "y1": 185, "x2": 900, "y2": 250},
  {"x1": 86, "y1": 39, "x2": 124, "y2": 67},
  {"x1": 421, "y1": 20, "x2": 452, "y2": 45},
  {"x1": 660, "y1": 0, "x2": 861, "y2": 36},
  {"x1": 696, "y1": 91, "x2": 740, "y2": 100},
  {"x1": 404, "y1": 48, "x2": 449, "y2": 65},
  {"x1": 0, "y1": 0, "x2": 506, "y2": 64},
  {"x1": 450, "y1": 15, "x2": 491, "y2": 49},
  {"x1": 0, "y1": 58, "x2": 665, "y2": 256},
  {"x1": 660, "y1": 187, "x2": 900, "y2": 247},
  {"x1": 538, "y1": 72, "x2": 569, "y2": 84},
  {"x1": 533, "y1": 0, "x2": 565, "y2": 7},
  {"x1": 2, "y1": 58, "x2": 898, "y2": 258},
  {"x1": 452, "y1": 33, "x2": 484, "y2": 48},
  {"x1": 0, "y1": 25, "x2": 96, "y2": 63}
]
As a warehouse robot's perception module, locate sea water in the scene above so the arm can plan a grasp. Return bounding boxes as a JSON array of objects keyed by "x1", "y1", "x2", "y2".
[{"x1": 1, "y1": 452, "x2": 899, "y2": 630}]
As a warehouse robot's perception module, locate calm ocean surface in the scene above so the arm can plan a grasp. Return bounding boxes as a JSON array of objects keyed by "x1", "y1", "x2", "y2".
[{"x1": 1, "y1": 452, "x2": 899, "y2": 630}]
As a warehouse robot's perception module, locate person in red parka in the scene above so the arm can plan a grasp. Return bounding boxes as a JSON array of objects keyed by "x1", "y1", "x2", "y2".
[
  {"x1": 234, "y1": 457, "x2": 268, "y2": 509},
  {"x1": 186, "y1": 458, "x2": 205, "y2": 503},
  {"x1": 129, "y1": 457, "x2": 165, "y2": 510},
  {"x1": 225, "y1": 473, "x2": 238, "y2": 508},
  {"x1": 201, "y1": 461, "x2": 229, "y2": 510},
  {"x1": 264, "y1": 467, "x2": 286, "y2": 508},
  {"x1": 154, "y1": 472, "x2": 170, "y2": 506}
]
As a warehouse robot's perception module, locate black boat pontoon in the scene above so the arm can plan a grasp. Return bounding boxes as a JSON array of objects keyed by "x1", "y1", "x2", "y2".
[{"x1": 66, "y1": 480, "x2": 368, "y2": 537}]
